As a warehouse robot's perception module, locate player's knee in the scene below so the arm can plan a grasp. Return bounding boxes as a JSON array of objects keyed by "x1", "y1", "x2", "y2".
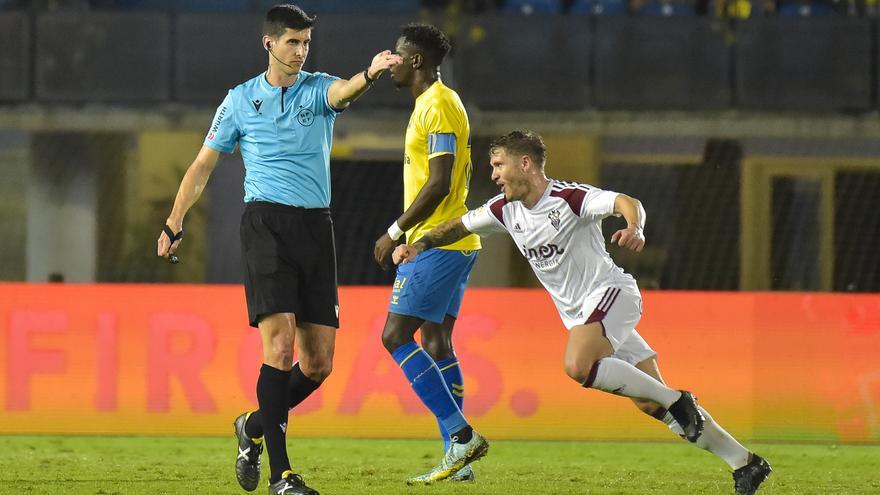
[
  {"x1": 381, "y1": 325, "x2": 411, "y2": 353},
  {"x1": 300, "y1": 358, "x2": 332, "y2": 383},
  {"x1": 563, "y1": 358, "x2": 596, "y2": 384},
  {"x1": 265, "y1": 352, "x2": 294, "y2": 370},
  {"x1": 264, "y1": 341, "x2": 295, "y2": 370},
  {"x1": 421, "y1": 335, "x2": 454, "y2": 361}
]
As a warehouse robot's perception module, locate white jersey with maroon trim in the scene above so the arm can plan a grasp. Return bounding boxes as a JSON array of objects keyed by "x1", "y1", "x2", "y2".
[{"x1": 462, "y1": 179, "x2": 638, "y2": 328}]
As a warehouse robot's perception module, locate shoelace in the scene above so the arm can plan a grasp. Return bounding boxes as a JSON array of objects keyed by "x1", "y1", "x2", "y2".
[
  {"x1": 239, "y1": 444, "x2": 260, "y2": 464},
  {"x1": 248, "y1": 443, "x2": 261, "y2": 461},
  {"x1": 439, "y1": 448, "x2": 459, "y2": 469},
  {"x1": 278, "y1": 474, "x2": 313, "y2": 495},
  {"x1": 284, "y1": 473, "x2": 306, "y2": 486}
]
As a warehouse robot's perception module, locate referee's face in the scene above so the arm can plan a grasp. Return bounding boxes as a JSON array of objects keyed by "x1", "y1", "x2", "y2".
[{"x1": 273, "y1": 28, "x2": 311, "y2": 71}]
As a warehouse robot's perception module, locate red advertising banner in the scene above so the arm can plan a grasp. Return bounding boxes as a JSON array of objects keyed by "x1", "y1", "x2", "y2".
[{"x1": 1, "y1": 284, "x2": 878, "y2": 443}]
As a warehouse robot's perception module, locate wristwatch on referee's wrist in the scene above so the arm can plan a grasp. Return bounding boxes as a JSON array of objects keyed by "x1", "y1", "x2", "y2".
[{"x1": 363, "y1": 68, "x2": 376, "y2": 85}]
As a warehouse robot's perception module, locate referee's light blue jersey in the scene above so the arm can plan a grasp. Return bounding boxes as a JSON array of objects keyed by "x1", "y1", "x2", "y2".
[{"x1": 204, "y1": 71, "x2": 342, "y2": 208}]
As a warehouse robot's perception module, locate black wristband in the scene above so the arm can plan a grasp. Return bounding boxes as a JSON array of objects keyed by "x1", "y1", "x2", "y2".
[
  {"x1": 162, "y1": 225, "x2": 184, "y2": 242},
  {"x1": 363, "y1": 68, "x2": 375, "y2": 85},
  {"x1": 162, "y1": 225, "x2": 183, "y2": 265}
]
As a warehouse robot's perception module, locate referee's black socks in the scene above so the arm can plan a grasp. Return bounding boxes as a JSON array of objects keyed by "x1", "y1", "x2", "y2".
[
  {"x1": 245, "y1": 363, "x2": 322, "y2": 439},
  {"x1": 256, "y1": 364, "x2": 292, "y2": 483},
  {"x1": 287, "y1": 362, "x2": 322, "y2": 409}
]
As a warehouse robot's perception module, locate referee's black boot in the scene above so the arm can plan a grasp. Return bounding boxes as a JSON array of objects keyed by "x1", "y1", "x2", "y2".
[
  {"x1": 233, "y1": 412, "x2": 263, "y2": 491},
  {"x1": 667, "y1": 390, "x2": 705, "y2": 443},
  {"x1": 268, "y1": 472, "x2": 319, "y2": 495}
]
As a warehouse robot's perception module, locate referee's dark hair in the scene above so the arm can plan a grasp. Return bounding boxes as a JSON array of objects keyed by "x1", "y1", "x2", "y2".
[
  {"x1": 490, "y1": 131, "x2": 548, "y2": 168},
  {"x1": 264, "y1": 4, "x2": 316, "y2": 37},
  {"x1": 400, "y1": 23, "x2": 451, "y2": 68}
]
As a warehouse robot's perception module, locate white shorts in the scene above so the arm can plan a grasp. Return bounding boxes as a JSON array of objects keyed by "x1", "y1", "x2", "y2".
[
  {"x1": 571, "y1": 285, "x2": 656, "y2": 365},
  {"x1": 613, "y1": 329, "x2": 656, "y2": 366}
]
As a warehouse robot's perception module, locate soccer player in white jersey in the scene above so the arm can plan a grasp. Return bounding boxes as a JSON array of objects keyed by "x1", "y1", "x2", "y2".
[{"x1": 393, "y1": 131, "x2": 772, "y2": 495}]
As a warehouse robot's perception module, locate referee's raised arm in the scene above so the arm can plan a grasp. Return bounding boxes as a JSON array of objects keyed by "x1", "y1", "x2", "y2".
[{"x1": 326, "y1": 50, "x2": 402, "y2": 110}]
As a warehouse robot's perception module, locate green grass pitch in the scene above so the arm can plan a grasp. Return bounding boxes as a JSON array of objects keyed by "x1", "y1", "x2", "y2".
[{"x1": 0, "y1": 436, "x2": 876, "y2": 494}]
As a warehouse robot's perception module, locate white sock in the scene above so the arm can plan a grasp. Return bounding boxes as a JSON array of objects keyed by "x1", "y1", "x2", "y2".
[
  {"x1": 587, "y1": 357, "x2": 681, "y2": 407},
  {"x1": 663, "y1": 406, "x2": 750, "y2": 469}
]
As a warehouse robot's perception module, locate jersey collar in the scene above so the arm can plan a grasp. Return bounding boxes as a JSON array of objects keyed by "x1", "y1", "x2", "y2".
[
  {"x1": 259, "y1": 70, "x2": 307, "y2": 95},
  {"x1": 414, "y1": 79, "x2": 443, "y2": 104},
  {"x1": 528, "y1": 178, "x2": 555, "y2": 210}
]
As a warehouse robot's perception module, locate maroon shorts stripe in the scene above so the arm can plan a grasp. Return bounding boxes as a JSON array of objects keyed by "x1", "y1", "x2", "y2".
[
  {"x1": 585, "y1": 307, "x2": 606, "y2": 324},
  {"x1": 596, "y1": 288, "x2": 613, "y2": 311},
  {"x1": 585, "y1": 288, "x2": 622, "y2": 340},
  {"x1": 601, "y1": 288, "x2": 621, "y2": 312}
]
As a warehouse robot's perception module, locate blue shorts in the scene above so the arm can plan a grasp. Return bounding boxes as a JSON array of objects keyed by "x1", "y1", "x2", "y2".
[{"x1": 388, "y1": 248, "x2": 478, "y2": 324}]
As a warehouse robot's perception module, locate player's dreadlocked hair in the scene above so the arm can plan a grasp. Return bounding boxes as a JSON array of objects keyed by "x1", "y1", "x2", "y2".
[
  {"x1": 263, "y1": 4, "x2": 316, "y2": 37},
  {"x1": 400, "y1": 23, "x2": 452, "y2": 67},
  {"x1": 490, "y1": 130, "x2": 547, "y2": 167}
]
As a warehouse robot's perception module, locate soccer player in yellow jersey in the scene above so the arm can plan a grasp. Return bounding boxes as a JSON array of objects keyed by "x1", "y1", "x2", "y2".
[{"x1": 373, "y1": 23, "x2": 487, "y2": 485}]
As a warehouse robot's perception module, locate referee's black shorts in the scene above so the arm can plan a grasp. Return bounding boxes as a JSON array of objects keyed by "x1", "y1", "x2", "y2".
[{"x1": 240, "y1": 201, "x2": 339, "y2": 328}]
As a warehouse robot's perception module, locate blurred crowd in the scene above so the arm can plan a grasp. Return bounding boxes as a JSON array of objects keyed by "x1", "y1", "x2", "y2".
[
  {"x1": 1, "y1": 0, "x2": 876, "y2": 18},
  {"x1": 433, "y1": 0, "x2": 873, "y2": 18}
]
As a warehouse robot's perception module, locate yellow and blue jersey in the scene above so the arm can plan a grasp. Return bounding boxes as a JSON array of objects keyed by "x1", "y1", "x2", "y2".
[{"x1": 403, "y1": 80, "x2": 480, "y2": 251}]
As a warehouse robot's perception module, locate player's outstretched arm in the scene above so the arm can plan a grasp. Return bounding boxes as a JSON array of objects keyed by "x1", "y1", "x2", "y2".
[
  {"x1": 609, "y1": 193, "x2": 646, "y2": 252},
  {"x1": 327, "y1": 50, "x2": 402, "y2": 110},
  {"x1": 392, "y1": 216, "x2": 471, "y2": 265},
  {"x1": 157, "y1": 145, "x2": 220, "y2": 259}
]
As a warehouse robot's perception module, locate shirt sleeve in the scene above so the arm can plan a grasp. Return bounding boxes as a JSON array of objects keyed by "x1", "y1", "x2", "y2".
[
  {"x1": 427, "y1": 133, "x2": 456, "y2": 159},
  {"x1": 317, "y1": 72, "x2": 343, "y2": 114},
  {"x1": 580, "y1": 187, "x2": 619, "y2": 222},
  {"x1": 461, "y1": 196, "x2": 508, "y2": 236},
  {"x1": 203, "y1": 91, "x2": 239, "y2": 153},
  {"x1": 421, "y1": 104, "x2": 458, "y2": 159}
]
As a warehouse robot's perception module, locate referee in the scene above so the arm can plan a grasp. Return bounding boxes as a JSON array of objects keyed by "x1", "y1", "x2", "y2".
[{"x1": 156, "y1": 5, "x2": 401, "y2": 495}]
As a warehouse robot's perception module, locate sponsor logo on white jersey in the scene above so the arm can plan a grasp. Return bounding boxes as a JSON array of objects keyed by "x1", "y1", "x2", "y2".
[{"x1": 521, "y1": 243, "x2": 565, "y2": 260}]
